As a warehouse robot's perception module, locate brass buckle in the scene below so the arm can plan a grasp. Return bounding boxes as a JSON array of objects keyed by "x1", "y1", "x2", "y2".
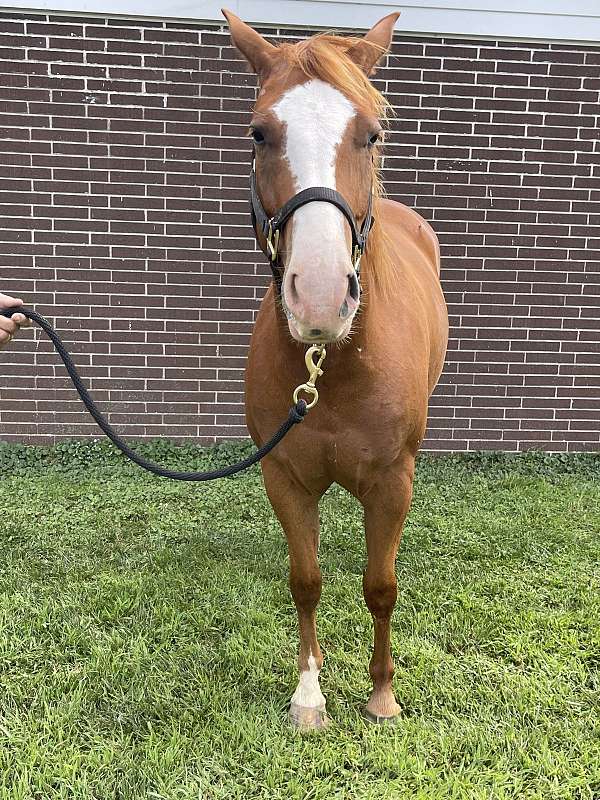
[
  {"x1": 352, "y1": 244, "x2": 362, "y2": 268},
  {"x1": 266, "y1": 221, "x2": 280, "y2": 262},
  {"x1": 293, "y1": 345, "x2": 327, "y2": 410}
]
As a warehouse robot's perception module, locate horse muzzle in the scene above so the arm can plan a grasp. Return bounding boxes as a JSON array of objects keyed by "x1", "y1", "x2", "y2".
[{"x1": 282, "y1": 265, "x2": 360, "y2": 344}]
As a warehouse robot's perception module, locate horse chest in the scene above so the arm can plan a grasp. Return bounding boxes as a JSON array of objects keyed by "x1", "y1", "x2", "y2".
[{"x1": 302, "y1": 404, "x2": 409, "y2": 486}]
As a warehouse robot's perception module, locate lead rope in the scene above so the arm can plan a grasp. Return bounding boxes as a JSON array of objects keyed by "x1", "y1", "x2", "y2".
[{"x1": 1, "y1": 307, "x2": 326, "y2": 481}]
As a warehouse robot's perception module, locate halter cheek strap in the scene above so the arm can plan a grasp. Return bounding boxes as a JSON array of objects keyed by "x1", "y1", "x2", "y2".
[{"x1": 249, "y1": 152, "x2": 374, "y2": 288}]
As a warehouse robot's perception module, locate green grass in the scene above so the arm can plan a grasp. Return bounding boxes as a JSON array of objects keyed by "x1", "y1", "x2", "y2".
[{"x1": 0, "y1": 443, "x2": 599, "y2": 799}]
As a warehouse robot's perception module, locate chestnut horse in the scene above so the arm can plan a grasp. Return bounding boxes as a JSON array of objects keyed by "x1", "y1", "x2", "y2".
[{"x1": 223, "y1": 10, "x2": 448, "y2": 728}]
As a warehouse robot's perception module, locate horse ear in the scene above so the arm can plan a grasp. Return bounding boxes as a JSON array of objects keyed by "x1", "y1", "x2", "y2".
[
  {"x1": 222, "y1": 9, "x2": 277, "y2": 78},
  {"x1": 347, "y1": 12, "x2": 400, "y2": 75}
]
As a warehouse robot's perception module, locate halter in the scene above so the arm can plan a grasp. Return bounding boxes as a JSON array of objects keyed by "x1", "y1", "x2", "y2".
[{"x1": 249, "y1": 151, "x2": 374, "y2": 289}]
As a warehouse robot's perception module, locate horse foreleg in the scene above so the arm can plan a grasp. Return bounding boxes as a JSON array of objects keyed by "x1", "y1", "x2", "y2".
[
  {"x1": 361, "y1": 457, "x2": 414, "y2": 723},
  {"x1": 262, "y1": 460, "x2": 328, "y2": 730}
]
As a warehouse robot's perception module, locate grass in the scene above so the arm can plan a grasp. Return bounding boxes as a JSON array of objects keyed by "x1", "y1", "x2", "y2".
[{"x1": 0, "y1": 442, "x2": 598, "y2": 799}]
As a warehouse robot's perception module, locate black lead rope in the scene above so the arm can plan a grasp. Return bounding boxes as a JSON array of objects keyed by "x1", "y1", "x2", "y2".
[{"x1": 1, "y1": 307, "x2": 307, "y2": 480}]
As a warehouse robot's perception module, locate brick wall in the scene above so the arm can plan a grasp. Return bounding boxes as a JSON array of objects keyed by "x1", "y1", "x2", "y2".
[{"x1": 0, "y1": 10, "x2": 598, "y2": 451}]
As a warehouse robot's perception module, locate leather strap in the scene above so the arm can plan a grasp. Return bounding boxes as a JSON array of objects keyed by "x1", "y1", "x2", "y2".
[{"x1": 249, "y1": 150, "x2": 374, "y2": 286}]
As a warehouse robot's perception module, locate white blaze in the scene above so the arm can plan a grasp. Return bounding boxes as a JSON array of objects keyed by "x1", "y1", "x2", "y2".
[
  {"x1": 290, "y1": 654, "x2": 325, "y2": 710},
  {"x1": 272, "y1": 79, "x2": 356, "y2": 267}
]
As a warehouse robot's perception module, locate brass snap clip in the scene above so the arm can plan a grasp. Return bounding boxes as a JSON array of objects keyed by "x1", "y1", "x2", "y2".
[{"x1": 293, "y1": 345, "x2": 327, "y2": 410}]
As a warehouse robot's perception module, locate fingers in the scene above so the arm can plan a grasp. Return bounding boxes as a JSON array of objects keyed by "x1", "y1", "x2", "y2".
[
  {"x1": 0, "y1": 315, "x2": 18, "y2": 348},
  {"x1": 0, "y1": 295, "x2": 30, "y2": 324},
  {"x1": 10, "y1": 312, "x2": 31, "y2": 327},
  {"x1": 0, "y1": 293, "x2": 24, "y2": 309},
  {"x1": 0, "y1": 294, "x2": 32, "y2": 349}
]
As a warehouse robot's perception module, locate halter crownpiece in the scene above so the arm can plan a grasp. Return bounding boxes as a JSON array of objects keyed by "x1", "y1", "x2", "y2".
[{"x1": 249, "y1": 151, "x2": 374, "y2": 287}]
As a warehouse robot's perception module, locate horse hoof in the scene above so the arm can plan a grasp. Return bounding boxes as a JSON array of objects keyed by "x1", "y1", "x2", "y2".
[
  {"x1": 362, "y1": 706, "x2": 400, "y2": 725},
  {"x1": 289, "y1": 703, "x2": 329, "y2": 731}
]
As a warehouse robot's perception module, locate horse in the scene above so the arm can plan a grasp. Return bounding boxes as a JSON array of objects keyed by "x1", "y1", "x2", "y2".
[{"x1": 222, "y1": 9, "x2": 449, "y2": 729}]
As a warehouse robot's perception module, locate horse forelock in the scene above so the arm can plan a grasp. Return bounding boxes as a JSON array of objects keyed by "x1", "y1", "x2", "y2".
[{"x1": 276, "y1": 34, "x2": 388, "y2": 118}]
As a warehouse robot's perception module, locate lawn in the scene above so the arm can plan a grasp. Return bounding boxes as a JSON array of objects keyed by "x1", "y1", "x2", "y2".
[{"x1": 0, "y1": 442, "x2": 598, "y2": 799}]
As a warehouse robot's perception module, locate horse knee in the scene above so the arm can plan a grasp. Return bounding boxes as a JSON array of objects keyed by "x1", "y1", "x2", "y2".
[
  {"x1": 290, "y1": 563, "x2": 322, "y2": 610},
  {"x1": 363, "y1": 572, "x2": 397, "y2": 620}
]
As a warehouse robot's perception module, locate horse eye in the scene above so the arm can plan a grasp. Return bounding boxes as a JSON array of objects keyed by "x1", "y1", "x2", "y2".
[
  {"x1": 368, "y1": 131, "x2": 381, "y2": 147},
  {"x1": 251, "y1": 128, "x2": 265, "y2": 144}
]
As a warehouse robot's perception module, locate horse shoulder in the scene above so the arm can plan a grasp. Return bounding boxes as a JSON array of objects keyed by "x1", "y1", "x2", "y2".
[{"x1": 378, "y1": 198, "x2": 440, "y2": 276}]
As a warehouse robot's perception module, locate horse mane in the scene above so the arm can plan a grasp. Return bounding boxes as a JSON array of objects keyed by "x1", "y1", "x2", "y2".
[{"x1": 275, "y1": 33, "x2": 397, "y2": 297}]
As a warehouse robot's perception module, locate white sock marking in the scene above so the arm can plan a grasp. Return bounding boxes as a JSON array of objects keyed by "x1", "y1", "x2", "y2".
[{"x1": 290, "y1": 654, "x2": 325, "y2": 710}]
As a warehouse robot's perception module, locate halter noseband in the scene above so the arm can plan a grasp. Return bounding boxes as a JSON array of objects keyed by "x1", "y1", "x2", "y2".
[{"x1": 249, "y1": 152, "x2": 374, "y2": 289}]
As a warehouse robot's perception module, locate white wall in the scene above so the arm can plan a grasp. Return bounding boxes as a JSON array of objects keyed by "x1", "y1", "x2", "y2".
[{"x1": 1, "y1": 0, "x2": 599, "y2": 42}]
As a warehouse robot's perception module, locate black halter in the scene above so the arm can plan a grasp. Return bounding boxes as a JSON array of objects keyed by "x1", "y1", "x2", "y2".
[{"x1": 249, "y1": 151, "x2": 374, "y2": 289}]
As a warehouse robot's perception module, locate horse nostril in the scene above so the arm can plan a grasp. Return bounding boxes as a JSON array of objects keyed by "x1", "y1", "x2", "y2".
[
  {"x1": 288, "y1": 272, "x2": 300, "y2": 304},
  {"x1": 310, "y1": 328, "x2": 322, "y2": 337},
  {"x1": 348, "y1": 272, "x2": 360, "y2": 302}
]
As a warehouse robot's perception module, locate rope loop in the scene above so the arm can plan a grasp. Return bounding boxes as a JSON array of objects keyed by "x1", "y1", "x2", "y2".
[{"x1": 289, "y1": 400, "x2": 308, "y2": 424}]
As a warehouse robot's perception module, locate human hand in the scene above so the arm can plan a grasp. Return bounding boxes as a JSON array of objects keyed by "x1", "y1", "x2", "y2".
[{"x1": 0, "y1": 294, "x2": 31, "y2": 349}]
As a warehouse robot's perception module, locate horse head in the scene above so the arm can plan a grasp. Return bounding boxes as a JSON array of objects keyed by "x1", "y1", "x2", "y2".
[{"x1": 223, "y1": 9, "x2": 399, "y2": 344}]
